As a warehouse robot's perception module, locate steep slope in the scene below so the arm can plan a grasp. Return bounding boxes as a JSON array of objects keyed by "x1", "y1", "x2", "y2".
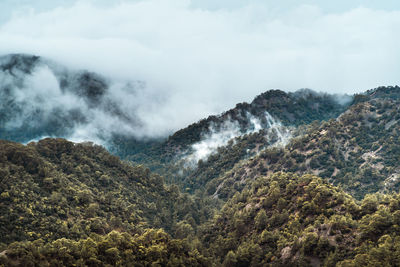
[
  {"x1": 0, "y1": 53, "x2": 354, "y2": 191},
  {"x1": 113, "y1": 88, "x2": 350, "y2": 192},
  {"x1": 163, "y1": 89, "x2": 349, "y2": 152},
  {"x1": 173, "y1": 124, "x2": 295, "y2": 193},
  {"x1": 115, "y1": 88, "x2": 349, "y2": 155},
  {"x1": 201, "y1": 172, "x2": 400, "y2": 266},
  {"x1": 2, "y1": 85, "x2": 400, "y2": 265},
  {"x1": 4, "y1": 171, "x2": 400, "y2": 266},
  {"x1": 0, "y1": 138, "x2": 211, "y2": 246},
  {"x1": 204, "y1": 92, "x2": 400, "y2": 200}
]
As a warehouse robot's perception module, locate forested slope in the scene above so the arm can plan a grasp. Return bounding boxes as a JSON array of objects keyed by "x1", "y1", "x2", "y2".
[
  {"x1": 0, "y1": 139, "x2": 212, "y2": 245},
  {"x1": 4, "y1": 171, "x2": 400, "y2": 266},
  {"x1": 200, "y1": 172, "x2": 400, "y2": 266},
  {"x1": 2, "y1": 54, "x2": 400, "y2": 267},
  {"x1": 113, "y1": 89, "x2": 349, "y2": 168},
  {"x1": 204, "y1": 95, "x2": 400, "y2": 200}
]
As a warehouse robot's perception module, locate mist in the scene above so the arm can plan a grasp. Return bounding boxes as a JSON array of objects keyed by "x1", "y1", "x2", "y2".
[
  {"x1": 1, "y1": 0, "x2": 400, "y2": 138},
  {"x1": 183, "y1": 112, "x2": 292, "y2": 166},
  {"x1": 0, "y1": 54, "x2": 162, "y2": 143}
]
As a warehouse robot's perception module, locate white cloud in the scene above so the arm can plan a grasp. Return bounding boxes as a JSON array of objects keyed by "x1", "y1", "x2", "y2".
[
  {"x1": 182, "y1": 112, "x2": 292, "y2": 166},
  {"x1": 0, "y1": 0, "x2": 400, "y2": 137}
]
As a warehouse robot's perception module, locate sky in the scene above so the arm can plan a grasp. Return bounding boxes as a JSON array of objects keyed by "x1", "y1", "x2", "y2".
[{"x1": 0, "y1": 0, "x2": 400, "y2": 136}]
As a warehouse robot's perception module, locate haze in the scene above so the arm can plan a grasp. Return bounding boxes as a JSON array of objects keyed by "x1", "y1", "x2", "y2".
[{"x1": 1, "y1": 0, "x2": 399, "y2": 136}]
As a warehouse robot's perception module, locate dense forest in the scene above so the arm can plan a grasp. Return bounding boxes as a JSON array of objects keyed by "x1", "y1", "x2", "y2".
[
  {"x1": 204, "y1": 96, "x2": 400, "y2": 201},
  {"x1": 2, "y1": 54, "x2": 400, "y2": 266}
]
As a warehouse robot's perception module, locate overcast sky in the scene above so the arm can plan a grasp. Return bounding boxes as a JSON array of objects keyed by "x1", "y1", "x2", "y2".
[{"x1": 1, "y1": 0, "x2": 400, "y2": 135}]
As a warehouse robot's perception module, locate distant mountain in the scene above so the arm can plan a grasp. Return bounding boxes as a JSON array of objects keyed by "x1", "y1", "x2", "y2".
[
  {"x1": 203, "y1": 93, "x2": 400, "y2": 200},
  {"x1": 355, "y1": 85, "x2": 400, "y2": 103},
  {"x1": 156, "y1": 88, "x2": 350, "y2": 153},
  {"x1": 112, "y1": 88, "x2": 352, "y2": 189},
  {"x1": 0, "y1": 54, "x2": 141, "y2": 143}
]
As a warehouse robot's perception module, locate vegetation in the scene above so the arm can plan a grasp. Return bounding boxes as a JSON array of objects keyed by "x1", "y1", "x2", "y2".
[
  {"x1": 0, "y1": 229, "x2": 210, "y2": 266},
  {"x1": 5, "y1": 170, "x2": 400, "y2": 266},
  {"x1": 0, "y1": 139, "x2": 212, "y2": 246},
  {"x1": 201, "y1": 172, "x2": 400, "y2": 266},
  {"x1": 111, "y1": 88, "x2": 348, "y2": 177},
  {"x1": 206, "y1": 97, "x2": 400, "y2": 200},
  {"x1": 2, "y1": 85, "x2": 400, "y2": 266}
]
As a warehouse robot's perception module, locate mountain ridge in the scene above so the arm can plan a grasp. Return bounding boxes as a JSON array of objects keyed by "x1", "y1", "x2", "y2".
[{"x1": 3, "y1": 53, "x2": 400, "y2": 266}]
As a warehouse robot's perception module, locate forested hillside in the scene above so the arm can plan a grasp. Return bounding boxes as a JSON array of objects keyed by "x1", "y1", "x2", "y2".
[
  {"x1": 0, "y1": 139, "x2": 212, "y2": 244},
  {"x1": 115, "y1": 86, "x2": 400, "y2": 202},
  {"x1": 163, "y1": 89, "x2": 349, "y2": 151},
  {"x1": 207, "y1": 94, "x2": 400, "y2": 200},
  {"x1": 201, "y1": 172, "x2": 400, "y2": 266},
  {"x1": 111, "y1": 88, "x2": 351, "y2": 193},
  {"x1": 2, "y1": 54, "x2": 400, "y2": 266},
  {"x1": 112, "y1": 89, "x2": 350, "y2": 171},
  {"x1": 0, "y1": 138, "x2": 214, "y2": 266},
  {"x1": 4, "y1": 170, "x2": 400, "y2": 266}
]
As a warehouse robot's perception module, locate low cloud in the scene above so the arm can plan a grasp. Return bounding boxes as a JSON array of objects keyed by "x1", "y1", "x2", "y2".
[
  {"x1": 0, "y1": 1, "x2": 400, "y2": 138},
  {"x1": 183, "y1": 112, "x2": 292, "y2": 166},
  {"x1": 0, "y1": 55, "x2": 154, "y2": 143}
]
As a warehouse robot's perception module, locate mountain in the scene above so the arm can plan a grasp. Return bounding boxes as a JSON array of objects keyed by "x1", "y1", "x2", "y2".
[
  {"x1": 3, "y1": 53, "x2": 400, "y2": 266},
  {"x1": 0, "y1": 54, "x2": 142, "y2": 143},
  {"x1": 0, "y1": 138, "x2": 214, "y2": 265},
  {"x1": 113, "y1": 88, "x2": 350, "y2": 158},
  {"x1": 112, "y1": 88, "x2": 352, "y2": 192},
  {"x1": 205, "y1": 92, "x2": 400, "y2": 200},
  {"x1": 0, "y1": 138, "x2": 212, "y2": 245},
  {"x1": 4, "y1": 168, "x2": 400, "y2": 266},
  {"x1": 162, "y1": 88, "x2": 350, "y2": 152},
  {"x1": 0, "y1": 53, "x2": 353, "y2": 188},
  {"x1": 200, "y1": 172, "x2": 400, "y2": 266}
]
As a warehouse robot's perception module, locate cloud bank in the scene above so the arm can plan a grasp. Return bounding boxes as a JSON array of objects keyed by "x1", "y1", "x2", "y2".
[
  {"x1": 0, "y1": 54, "x2": 155, "y2": 143},
  {"x1": 0, "y1": 0, "x2": 400, "y2": 137}
]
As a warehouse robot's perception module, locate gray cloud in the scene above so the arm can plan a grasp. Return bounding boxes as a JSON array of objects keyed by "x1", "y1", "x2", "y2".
[{"x1": 0, "y1": 0, "x2": 400, "y2": 137}]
